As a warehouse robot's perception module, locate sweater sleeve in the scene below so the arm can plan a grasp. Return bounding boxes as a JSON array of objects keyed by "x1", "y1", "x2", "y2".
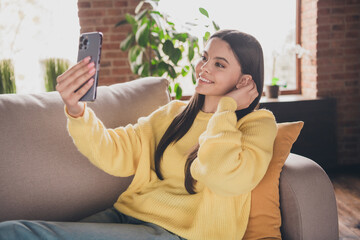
[
  {"x1": 66, "y1": 105, "x2": 144, "y2": 177},
  {"x1": 190, "y1": 97, "x2": 277, "y2": 196}
]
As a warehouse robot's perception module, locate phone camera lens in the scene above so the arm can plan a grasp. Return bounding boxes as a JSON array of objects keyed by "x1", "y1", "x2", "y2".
[
  {"x1": 83, "y1": 39, "x2": 89, "y2": 45},
  {"x1": 79, "y1": 43, "x2": 83, "y2": 50}
]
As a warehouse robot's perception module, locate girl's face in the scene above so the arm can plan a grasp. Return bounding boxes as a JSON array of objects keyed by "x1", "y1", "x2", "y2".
[{"x1": 195, "y1": 38, "x2": 242, "y2": 97}]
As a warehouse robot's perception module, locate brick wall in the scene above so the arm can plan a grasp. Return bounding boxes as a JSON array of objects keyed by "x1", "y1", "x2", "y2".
[
  {"x1": 301, "y1": 0, "x2": 360, "y2": 165},
  {"x1": 78, "y1": 0, "x2": 360, "y2": 166},
  {"x1": 77, "y1": 0, "x2": 139, "y2": 85}
]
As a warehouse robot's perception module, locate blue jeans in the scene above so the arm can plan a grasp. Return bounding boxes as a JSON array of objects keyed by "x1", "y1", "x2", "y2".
[{"x1": 0, "y1": 208, "x2": 186, "y2": 240}]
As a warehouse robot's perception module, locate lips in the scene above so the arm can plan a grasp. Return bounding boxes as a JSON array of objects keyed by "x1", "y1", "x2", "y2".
[{"x1": 198, "y1": 76, "x2": 214, "y2": 84}]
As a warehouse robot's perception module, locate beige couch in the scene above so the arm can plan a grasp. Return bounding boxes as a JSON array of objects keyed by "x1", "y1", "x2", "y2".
[{"x1": 0, "y1": 77, "x2": 339, "y2": 239}]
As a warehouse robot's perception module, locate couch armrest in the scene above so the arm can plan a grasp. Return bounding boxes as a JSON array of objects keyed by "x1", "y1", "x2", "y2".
[{"x1": 280, "y1": 153, "x2": 339, "y2": 240}]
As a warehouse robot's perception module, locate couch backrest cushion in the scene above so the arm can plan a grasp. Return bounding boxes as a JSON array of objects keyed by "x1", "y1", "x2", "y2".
[{"x1": 0, "y1": 77, "x2": 170, "y2": 222}]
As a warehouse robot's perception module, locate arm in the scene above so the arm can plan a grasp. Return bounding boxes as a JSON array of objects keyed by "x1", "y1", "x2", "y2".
[
  {"x1": 190, "y1": 97, "x2": 277, "y2": 196},
  {"x1": 66, "y1": 105, "x2": 143, "y2": 177}
]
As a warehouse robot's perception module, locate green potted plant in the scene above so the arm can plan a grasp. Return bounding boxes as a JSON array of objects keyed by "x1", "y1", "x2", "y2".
[
  {"x1": 0, "y1": 59, "x2": 16, "y2": 94},
  {"x1": 42, "y1": 58, "x2": 69, "y2": 92},
  {"x1": 115, "y1": 0, "x2": 219, "y2": 99},
  {"x1": 265, "y1": 54, "x2": 287, "y2": 99},
  {"x1": 265, "y1": 77, "x2": 281, "y2": 99}
]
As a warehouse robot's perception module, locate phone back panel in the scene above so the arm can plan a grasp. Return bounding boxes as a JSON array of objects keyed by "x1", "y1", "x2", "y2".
[{"x1": 77, "y1": 32, "x2": 102, "y2": 101}]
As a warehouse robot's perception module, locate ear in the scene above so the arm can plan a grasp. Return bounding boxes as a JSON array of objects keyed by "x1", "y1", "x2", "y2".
[{"x1": 236, "y1": 74, "x2": 253, "y2": 89}]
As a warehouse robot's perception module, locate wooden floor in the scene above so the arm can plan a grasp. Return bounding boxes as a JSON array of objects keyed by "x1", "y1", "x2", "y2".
[{"x1": 329, "y1": 166, "x2": 360, "y2": 240}]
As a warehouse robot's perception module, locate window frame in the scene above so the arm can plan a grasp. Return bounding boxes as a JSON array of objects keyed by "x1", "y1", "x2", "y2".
[{"x1": 281, "y1": 0, "x2": 301, "y2": 95}]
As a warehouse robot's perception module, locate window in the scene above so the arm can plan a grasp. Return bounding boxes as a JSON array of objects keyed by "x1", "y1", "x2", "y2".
[
  {"x1": 158, "y1": 0, "x2": 300, "y2": 96},
  {"x1": 0, "y1": 0, "x2": 80, "y2": 93}
]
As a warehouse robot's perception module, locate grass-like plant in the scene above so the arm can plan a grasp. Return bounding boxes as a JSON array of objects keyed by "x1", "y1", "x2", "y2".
[
  {"x1": 0, "y1": 59, "x2": 16, "y2": 94},
  {"x1": 43, "y1": 58, "x2": 69, "y2": 92}
]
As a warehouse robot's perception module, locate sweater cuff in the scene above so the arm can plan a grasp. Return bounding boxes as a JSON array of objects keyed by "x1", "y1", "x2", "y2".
[
  {"x1": 64, "y1": 102, "x2": 87, "y2": 120},
  {"x1": 217, "y1": 97, "x2": 237, "y2": 112}
]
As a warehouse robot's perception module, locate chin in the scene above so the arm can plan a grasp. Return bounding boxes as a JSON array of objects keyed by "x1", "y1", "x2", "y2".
[{"x1": 194, "y1": 85, "x2": 207, "y2": 95}]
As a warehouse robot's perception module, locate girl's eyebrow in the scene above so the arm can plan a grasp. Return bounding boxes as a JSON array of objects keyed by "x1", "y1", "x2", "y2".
[{"x1": 202, "y1": 50, "x2": 230, "y2": 64}]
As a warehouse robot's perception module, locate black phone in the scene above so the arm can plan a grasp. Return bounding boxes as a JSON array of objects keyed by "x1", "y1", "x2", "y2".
[{"x1": 77, "y1": 32, "x2": 103, "y2": 101}]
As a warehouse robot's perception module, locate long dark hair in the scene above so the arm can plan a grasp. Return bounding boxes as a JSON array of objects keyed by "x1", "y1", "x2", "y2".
[{"x1": 154, "y1": 30, "x2": 264, "y2": 194}]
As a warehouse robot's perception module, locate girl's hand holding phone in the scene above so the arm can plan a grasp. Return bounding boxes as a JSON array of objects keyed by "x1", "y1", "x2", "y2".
[
  {"x1": 56, "y1": 57, "x2": 95, "y2": 118},
  {"x1": 225, "y1": 75, "x2": 259, "y2": 111}
]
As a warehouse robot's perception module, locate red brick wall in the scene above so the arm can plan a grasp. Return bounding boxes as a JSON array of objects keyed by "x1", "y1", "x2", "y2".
[
  {"x1": 302, "y1": 0, "x2": 360, "y2": 165},
  {"x1": 301, "y1": 0, "x2": 318, "y2": 97},
  {"x1": 77, "y1": 0, "x2": 139, "y2": 85}
]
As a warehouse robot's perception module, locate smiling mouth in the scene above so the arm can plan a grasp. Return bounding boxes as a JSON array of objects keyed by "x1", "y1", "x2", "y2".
[{"x1": 198, "y1": 77, "x2": 214, "y2": 84}]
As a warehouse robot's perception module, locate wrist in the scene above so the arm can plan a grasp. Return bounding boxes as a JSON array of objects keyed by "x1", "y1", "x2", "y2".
[{"x1": 66, "y1": 103, "x2": 86, "y2": 118}]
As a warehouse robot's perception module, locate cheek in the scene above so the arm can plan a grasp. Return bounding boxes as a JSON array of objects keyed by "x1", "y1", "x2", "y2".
[{"x1": 195, "y1": 60, "x2": 202, "y2": 76}]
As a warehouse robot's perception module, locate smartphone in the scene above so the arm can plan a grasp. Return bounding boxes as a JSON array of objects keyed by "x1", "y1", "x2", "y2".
[{"x1": 77, "y1": 32, "x2": 103, "y2": 101}]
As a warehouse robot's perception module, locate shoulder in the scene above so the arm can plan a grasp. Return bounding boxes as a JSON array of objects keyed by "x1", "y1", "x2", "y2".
[
  {"x1": 241, "y1": 109, "x2": 275, "y2": 122},
  {"x1": 237, "y1": 109, "x2": 277, "y2": 136},
  {"x1": 138, "y1": 100, "x2": 186, "y2": 124},
  {"x1": 153, "y1": 100, "x2": 186, "y2": 117}
]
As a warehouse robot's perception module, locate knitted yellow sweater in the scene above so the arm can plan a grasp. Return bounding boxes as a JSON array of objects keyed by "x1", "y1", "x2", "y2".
[{"x1": 66, "y1": 97, "x2": 277, "y2": 240}]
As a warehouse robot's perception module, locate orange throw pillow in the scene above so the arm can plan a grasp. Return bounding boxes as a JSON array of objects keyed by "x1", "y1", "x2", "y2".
[{"x1": 243, "y1": 121, "x2": 304, "y2": 240}]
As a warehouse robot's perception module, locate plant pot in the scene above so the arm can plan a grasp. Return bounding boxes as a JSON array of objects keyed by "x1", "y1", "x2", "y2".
[{"x1": 265, "y1": 85, "x2": 280, "y2": 99}]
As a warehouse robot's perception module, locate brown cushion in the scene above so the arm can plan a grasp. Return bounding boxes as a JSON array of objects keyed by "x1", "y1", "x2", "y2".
[{"x1": 243, "y1": 121, "x2": 304, "y2": 239}]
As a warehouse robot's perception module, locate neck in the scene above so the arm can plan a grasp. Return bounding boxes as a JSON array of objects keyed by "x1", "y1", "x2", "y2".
[{"x1": 202, "y1": 95, "x2": 222, "y2": 113}]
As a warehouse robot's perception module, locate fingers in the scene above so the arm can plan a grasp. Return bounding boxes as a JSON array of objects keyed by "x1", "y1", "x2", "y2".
[
  {"x1": 73, "y1": 78, "x2": 94, "y2": 102},
  {"x1": 56, "y1": 56, "x2": 96, "y2": 112},
  {"x1": 57, "y1": 57, "x2": 91, "y2": 84},
  {"x1": 56, "y1": 57, "x2": 94, "y2": 95},
  {"x1": 57, "y1": 62, "x2": 95, "y2": 93}
]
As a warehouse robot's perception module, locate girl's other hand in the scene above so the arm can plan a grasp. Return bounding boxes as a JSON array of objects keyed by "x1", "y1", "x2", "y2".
[
  {"x1": 225, "y1": 75, "x2": 259, "y2": 111},
  {"x1": 56, "y1": 57, "x2": 95, "y2": 117}
]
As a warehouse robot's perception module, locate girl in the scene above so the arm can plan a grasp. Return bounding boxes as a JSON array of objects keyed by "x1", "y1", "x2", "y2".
[{"x1": 0, "y1": 30, "x2": 277, "y2": 240}]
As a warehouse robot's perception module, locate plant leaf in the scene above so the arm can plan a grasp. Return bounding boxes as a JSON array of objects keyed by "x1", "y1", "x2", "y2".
[
  {"x1": 271, "y1": 77, "x2": 279, "y2": 85},
  {"x1": 199, "y1": 7, "x2": 209, "y2": 18},
  {"x1": 203, "y1": 31, "x2": 210, "y2": 42},
  {"x1": 135, "y1": 9, "x2": 148, "y2": 21},
  {"x1": 174, "y1": 33, "x2": 188, "y2": 42},
  {"x1": 170, "y1": 48, "x2": 182, "y2": 65},
  {"x1": 130, "y1": 62, "x2": 140, "y2": 73},
  {"x1": 135, "y1": 50, "x2": 144, "y2": 65},
  {"x1": 212, "y1": 20, "x2": 220, "y2": 31},
  {"x1": 157, "y1": 61, "x2": 167, "y2": 76},
  {"x1": 192, "y1": 72, "x2": 196, "y2": 84},
  {"x1": 138, "y1": 62, "x2": 149, "y2": 77},
  {"x1": 181, "y1": 65, "x2": 190, "y2": 77},
  {"x1": 129, "y1": 45, "x2": 143, "y2": 62},
  {"x1": 188, "y1": 44, "x2": 194, "y2": 61},
  {"x1": 136, "y1": 23, "x2": 149, "y2": 47},
  {"x1": 120, "y1": 34, "x2": 135, "y2": 51},
  {"x1": 163, "y1": 40, "x2": 174, "y2": 56},
  {"x1": 115, "y1": 19, "x2": 128, "y2": 27},
  {"x1": 167, "y1": 64, "x2": 177, "y2": 79},
  {"x1": 125, "y1": 13, "x2": 137, "y2": 25},
  {"x1": 135, "y1": 1, "x2": 144, "y2": 14},
  {"x1": 174, "y1": 83, "x2": 182, "y2": 99}
]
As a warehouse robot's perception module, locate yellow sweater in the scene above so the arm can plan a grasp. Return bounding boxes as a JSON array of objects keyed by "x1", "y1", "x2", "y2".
[{"x1": 66, "y1": 97, "x2": 277, "y2": 240}]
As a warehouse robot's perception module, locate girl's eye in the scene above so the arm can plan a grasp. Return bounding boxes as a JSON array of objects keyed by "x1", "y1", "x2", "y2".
[
  {"x1": 201, "y1": 56, "x2": 207, "y2": 61},
  {"x1": 215, "y1": 62, "x2": 224, "y2": 68}
]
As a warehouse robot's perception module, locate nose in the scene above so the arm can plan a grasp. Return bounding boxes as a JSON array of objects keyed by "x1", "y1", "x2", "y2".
[{"x1": 200, "y1": 60, "x2": 210, "y2": 73}]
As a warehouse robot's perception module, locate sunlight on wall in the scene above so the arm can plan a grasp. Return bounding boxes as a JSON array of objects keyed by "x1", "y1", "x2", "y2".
[
  {"x1": 0, "y1": 0, "x2": 80, "y2": 93},
  {"x1": 158, "y1": 0, "x2": 296, "y2": 95}
]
